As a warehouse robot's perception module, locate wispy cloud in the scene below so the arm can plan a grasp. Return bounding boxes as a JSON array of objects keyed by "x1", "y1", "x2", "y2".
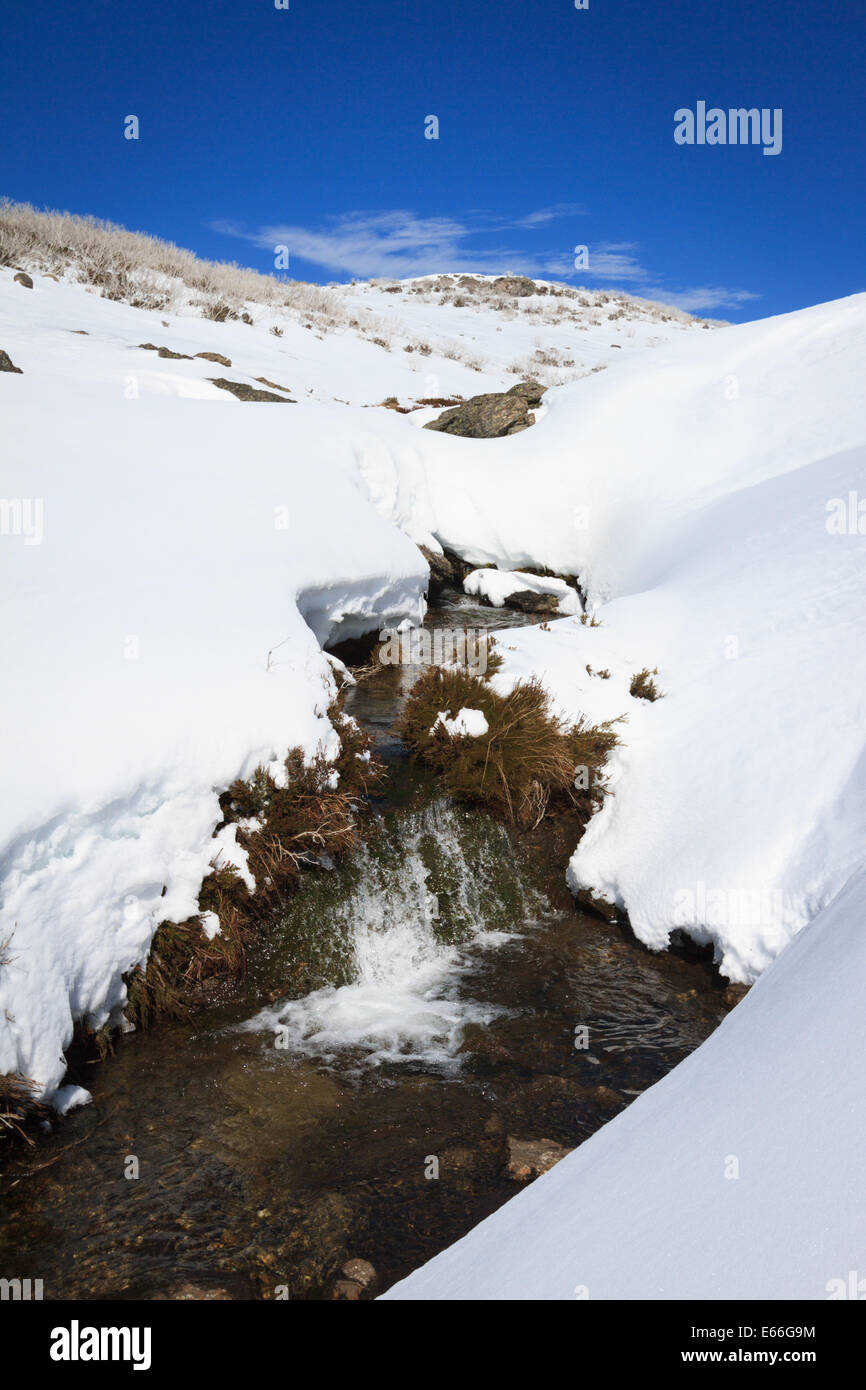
[{"x1": 211, "y1": 208, "x2": 758, "y2": 313}]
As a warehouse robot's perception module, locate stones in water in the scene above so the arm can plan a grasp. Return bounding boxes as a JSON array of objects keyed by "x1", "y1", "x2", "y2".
[
  {"x1": 331, "y1": 1258, "x2": 379, "y2": 1299},
  {"x1": 505, "y1": 1136, "x2": 573, "y2": 1182}
]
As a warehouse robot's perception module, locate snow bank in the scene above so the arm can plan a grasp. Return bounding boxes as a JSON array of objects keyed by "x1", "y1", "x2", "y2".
[
  {"x1": 464, "y1": 567, "x2": 581, "y2": 614},
  {"x1": 4, "y1": 264, "x2": 866, "y2": 1108},
  {"x1": 385, "y1": 867, "x2": 866, "y2": 1300},
  {"x1": 366, "y1": 293, "x2": 866, "y2": 981},
  {"x1": 0, "y1": 274, "x2": 427, "y2": 1099}
]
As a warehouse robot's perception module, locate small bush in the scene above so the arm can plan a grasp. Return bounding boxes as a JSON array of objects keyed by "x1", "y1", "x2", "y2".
[
  {"x1": 630, "y1": 667, "x2": 663, "y2": 701},
  {"x1": 0, "y1": 1074, "x2": 50, "y2": 1145},
  {"x1": 397, "y1": 667, "x2": 618, "y2": 827}
]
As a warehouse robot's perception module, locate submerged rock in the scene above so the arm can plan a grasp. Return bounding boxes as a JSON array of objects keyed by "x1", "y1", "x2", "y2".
[{"x1": 505, "y1": 1136, "x2": 572, "y2": 1182}]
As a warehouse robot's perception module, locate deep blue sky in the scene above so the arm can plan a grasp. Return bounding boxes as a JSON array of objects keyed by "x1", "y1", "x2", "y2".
[{"x1": 2, "y1": 0, "x2": 863, "y2": 320}]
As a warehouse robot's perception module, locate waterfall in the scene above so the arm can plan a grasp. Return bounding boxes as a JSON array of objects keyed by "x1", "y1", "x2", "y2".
[{"x1": 244, "y1": 798, "x2": 543, "y2": 1068}]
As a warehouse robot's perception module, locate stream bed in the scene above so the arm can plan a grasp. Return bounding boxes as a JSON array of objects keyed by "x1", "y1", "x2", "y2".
[{"x1": 0, "y1": 592, "x2": 731, "y2": 1300}]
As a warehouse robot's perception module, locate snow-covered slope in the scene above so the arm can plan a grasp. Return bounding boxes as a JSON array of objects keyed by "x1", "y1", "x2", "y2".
[
  {"x1": 2, "y1": 257, "x2": 866, "y2": 1116},
  {"x1": 364, "y1": 293, "x2": 866, "y2": 982},
  {"x1": 385, "y1": 867, "x2": 866, "y2": 1300}
]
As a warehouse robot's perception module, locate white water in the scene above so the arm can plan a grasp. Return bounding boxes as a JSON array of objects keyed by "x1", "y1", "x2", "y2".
[{"x1": 245, "y1": 801, "x2": 537, "y2": 1068}]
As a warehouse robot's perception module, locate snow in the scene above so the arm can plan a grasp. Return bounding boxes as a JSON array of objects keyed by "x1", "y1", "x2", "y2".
[
  {"x1": 366, "y1": 292, "x2": 866, "y2": 983},
  {"x1": 385, "y1": 868, "x2": 866, "y2": 1300},
  {"x1": 430, "y1": 708, "x2": 490, "y2": 738},
  {"x1": 4, "y1": 239, "x2": 866, "y2": 1260},
  {"x1": 464, "y1": 567, "x2": 581, "y2": 614}
]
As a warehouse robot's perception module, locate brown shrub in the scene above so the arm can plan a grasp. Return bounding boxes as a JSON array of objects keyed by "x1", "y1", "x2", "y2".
[{"x1": 397, "y1": 667, "x2": 619, "y2": 828}]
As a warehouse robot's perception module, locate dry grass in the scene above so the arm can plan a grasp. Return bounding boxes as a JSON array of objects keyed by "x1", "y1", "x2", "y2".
[
  {"x1": 397, "y1": 667, "x2": 619, "y2": 828},
  {"x1": 125, "y1": 711, "x2": 383, "y2": 1028},
  {"x1": 630, "y1": 667, "x2": 664, "y2": 701},
  {"x1": 0, "y1": 1074, "x2": 50, "y2": 1145}
]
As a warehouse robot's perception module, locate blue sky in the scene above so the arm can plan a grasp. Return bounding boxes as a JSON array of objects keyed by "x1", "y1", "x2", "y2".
[{"x1": 2, "y1": 0, "x2": 863, "y2": 320}]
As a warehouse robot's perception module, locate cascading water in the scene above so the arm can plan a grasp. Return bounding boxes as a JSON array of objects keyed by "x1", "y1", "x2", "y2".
[{"x1": 245, "y1": 798, "x2": 544, "y2": 1068}]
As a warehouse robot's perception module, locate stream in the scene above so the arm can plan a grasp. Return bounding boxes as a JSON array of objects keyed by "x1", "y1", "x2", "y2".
[{"x1": 0, "y1": 590, "x2": 731, "y2": 1300}]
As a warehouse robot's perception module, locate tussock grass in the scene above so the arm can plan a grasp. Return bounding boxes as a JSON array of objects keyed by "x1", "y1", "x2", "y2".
[
  {"x1": 630, "y1": 667, "x2": 663, "y2": 701},
  {"x1": 125, "y1": 711, "x2": 383, "y2": 1028},
  {"x1": 0, "y1": 1074, "x2": 50, "y2": 1145},
  {"x1": 397, "y1": 667, "x2": 619, "y2": 828}
]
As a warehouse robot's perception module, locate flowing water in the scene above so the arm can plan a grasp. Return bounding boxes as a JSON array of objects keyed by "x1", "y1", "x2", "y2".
[{"x1": 0, "y1": 590, "x2": 731, "y2": 1300}]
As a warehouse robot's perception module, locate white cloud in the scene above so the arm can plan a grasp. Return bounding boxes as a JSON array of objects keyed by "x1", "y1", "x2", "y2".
[{"x1": 211, "y1": 210, "x2": 758, "y2": 313}]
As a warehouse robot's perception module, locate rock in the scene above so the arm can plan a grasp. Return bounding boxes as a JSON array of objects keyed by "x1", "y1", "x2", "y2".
[
  {"x1": 491, "y1": 275, "x2": 537, "y2": 297},
  {"x1": 341, "y1": 1258, "x2": 378, "y2": 1292},
  {"x1": 331, "y1": 1279, "x2": 363, "y2": 1301},
  {"x1": 255, "y1": 375, "x2": 293, "y2": 394},
  {"x1": 157, "y1": 346, "x2": 193, "y2": 359},
  {"x1": 419, "y1": 545, "x2": 457, "y2": 588},
  {"x1": 0, "y1": 349, "x2": 23, "y2": 374},
  {"x1": 505, "y1": 380, "x2": 547, "y2": 406},
  {"x1": 152, "y1": 1282, "x2": 232, "y2": 1300},
  {"x1": 241, "y1": 311, "x2": 253, "y2": 325},
  {"x1": 589, "y1": 1085, "x2": 625, "y2": 1109},
  {"x1": 195, "y1": 351, "x2": 232, "y2": 367},
  {"x1": 573, "y1": 887, "x2": 618, "y2": 923},
  {"x1": 13, "y1": 272, "x2": 33, "y2": 289},
  {"x1": 505, "y1": 1136, "x2": 572, "y2": 1182},
  {"x1": 424, "y1": 391, "x2": 530, "y2": 438},
  {"x1": 504, "y1": 590, "x2": 560, "y2": 615},
  {"x1": 209, "y1": 377, "x2": 295, "y2": 403},
  {"x1": 723, "y1": 982, "x2": 750, "y2": 1009}
]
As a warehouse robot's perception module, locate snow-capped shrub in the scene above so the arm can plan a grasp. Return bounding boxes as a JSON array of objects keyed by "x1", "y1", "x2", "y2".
[{"x1": 397, "y1": 667, "x2": 619, "y2": 828}]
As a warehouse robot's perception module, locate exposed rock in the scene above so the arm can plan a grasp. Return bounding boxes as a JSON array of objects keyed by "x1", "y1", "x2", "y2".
[
  {"x1": 491, "y1": 275, "x2": 537, "y2": 297},
  {"x1": 0, "y1": 349, "x2": 23, "y2": 374},
  {"x1": 195, "y1": 351, "x2": 232, "y2": 367},
  {"x1": 505, "y1": 1136, "x2": 572, "y2": 1182},
  {"x1": 255, "y1": 375, "x2": 293, "y2": 394},
  {"x1": 723, "y1": 982, "x2": 751, "y2": 1009},
  {"x1": 419, "y1": 545, "x2": 457, "y2": 588},
  {"x1": 157, "y1": 346, "x2": 193, "y2": 360},
  {"x1": 241, "y1": 311, "x2": 253, "y2": 325},
  {"x1": 505, "y1": 380, "x2": 547, "y2": 406},
  {"x1": 504, "y1": 590, "x2": 560, "y2": 615},
  {"x1": 13, "y1": 271, "x2": 33, "y2": 289},
  {"x1": 424, "y1": 391, "x2": 531, "y2": 438},
  {"x1": 209, "y1": 377, "x2": 295, "y2": 403},
  {"x1": 573, "y1": 887, "x2": 618, "y2": 923}
]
